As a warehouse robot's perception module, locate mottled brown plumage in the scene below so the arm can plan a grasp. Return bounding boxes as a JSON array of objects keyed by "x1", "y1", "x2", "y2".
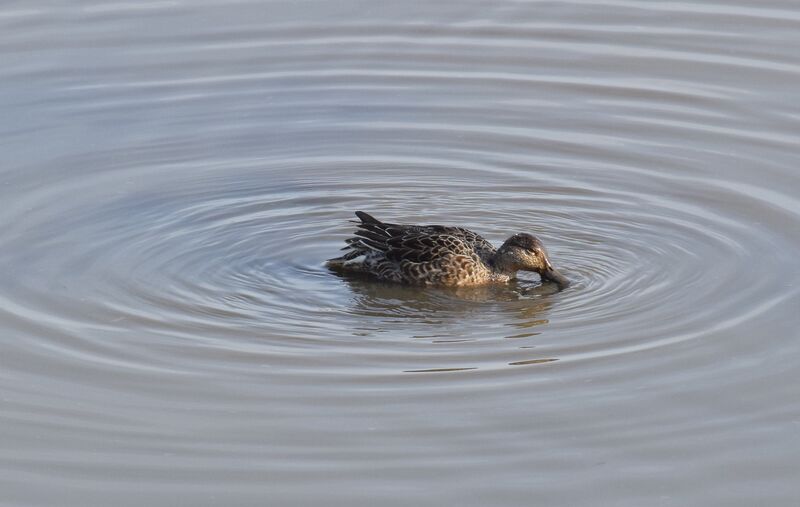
[{"x1": 327, "y1": 211, "x2": 570, "y2": 289}]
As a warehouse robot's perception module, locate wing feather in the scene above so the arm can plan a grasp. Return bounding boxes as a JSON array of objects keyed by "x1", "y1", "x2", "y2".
[{"x1": 330, "y1": 212, "x2": 496, "y2": 284}]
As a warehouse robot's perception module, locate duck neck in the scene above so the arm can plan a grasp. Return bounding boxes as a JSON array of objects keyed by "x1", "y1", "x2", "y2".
[{"x1": 490, "y1": 252, "x2": 519, "y2": 276}]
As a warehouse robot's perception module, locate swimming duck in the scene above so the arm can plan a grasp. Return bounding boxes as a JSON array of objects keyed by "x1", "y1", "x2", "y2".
[{"x1": 327, "y1": 211, "x2": 570, "y2": 289}]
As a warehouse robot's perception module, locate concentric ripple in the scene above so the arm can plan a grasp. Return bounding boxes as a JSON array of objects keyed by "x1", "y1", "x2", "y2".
[
  {"x1": 3, "y1": 156, "x2": 798, "y2": 375},
  {"x1": 3, "y1": 1, "x2": 800, "y2": 505}
]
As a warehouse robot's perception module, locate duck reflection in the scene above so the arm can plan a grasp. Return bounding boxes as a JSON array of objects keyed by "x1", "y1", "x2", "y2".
[
  {"x1": 330, "y1": 271, "x2": 560, "y2": 371},
  {"x1": 333, "y1": 270, "x2": 553, "y2": 319}
]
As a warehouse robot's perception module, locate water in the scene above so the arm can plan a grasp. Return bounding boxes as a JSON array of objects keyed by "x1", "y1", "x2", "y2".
[{"x1": 3, "y1": 1, "x2": 800, "y2": 505}]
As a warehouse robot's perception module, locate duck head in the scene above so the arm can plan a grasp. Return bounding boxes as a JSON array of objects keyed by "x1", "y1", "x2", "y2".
[{"x1": 495, "y1": 233, "x2": 570, "y2": 289}]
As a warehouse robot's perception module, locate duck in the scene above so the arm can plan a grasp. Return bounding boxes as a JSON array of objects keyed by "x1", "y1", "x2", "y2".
[{"x1": 327, "y1": 211, "x2": 570, "y2": 289}]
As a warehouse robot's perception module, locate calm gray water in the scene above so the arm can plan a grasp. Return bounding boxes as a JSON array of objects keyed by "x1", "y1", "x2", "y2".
[{"x1": 2, "y1": 1, "x2": 800, "y2": 505}]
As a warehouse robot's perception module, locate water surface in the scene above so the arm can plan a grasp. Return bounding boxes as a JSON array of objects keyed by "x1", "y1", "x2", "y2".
[{"x1": 2, "y1": 1, "x2": 800, "y2": 506}]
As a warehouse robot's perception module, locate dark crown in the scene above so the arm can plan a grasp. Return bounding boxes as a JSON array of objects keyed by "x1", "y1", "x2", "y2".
[{"x1": 506, "y1": 233, "x2": 543, "y2": 251}]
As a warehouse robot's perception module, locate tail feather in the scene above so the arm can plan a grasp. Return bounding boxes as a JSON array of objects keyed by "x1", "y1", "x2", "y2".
[
  {"x1": 326, "y1": 247, "x2": 364, "y2": 267},
  {"x1": 354, "y1": 229, "x2": 388, "y2": 245},
  {"x1": 328, "y1": 211, "x2": 390, "y2": 269},
  {"x1": 355, "y1": 211, "x2": 382, "y2": 225},
  {"x1": 355, "y1": 211, "x2": 393, "y2": 239},
  {"x1": 341, "y1": 238, "x2": 360, "y2": 250}
]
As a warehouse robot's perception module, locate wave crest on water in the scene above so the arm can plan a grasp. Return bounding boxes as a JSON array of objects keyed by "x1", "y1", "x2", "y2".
[{"x1": 3, "y1": 158, "x2": 798, "y2": 375}]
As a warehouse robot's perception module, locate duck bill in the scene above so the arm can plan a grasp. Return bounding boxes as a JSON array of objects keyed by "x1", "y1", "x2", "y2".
[{"x1": 541, "y1": 265, "x2": 570, "y2": 289}]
